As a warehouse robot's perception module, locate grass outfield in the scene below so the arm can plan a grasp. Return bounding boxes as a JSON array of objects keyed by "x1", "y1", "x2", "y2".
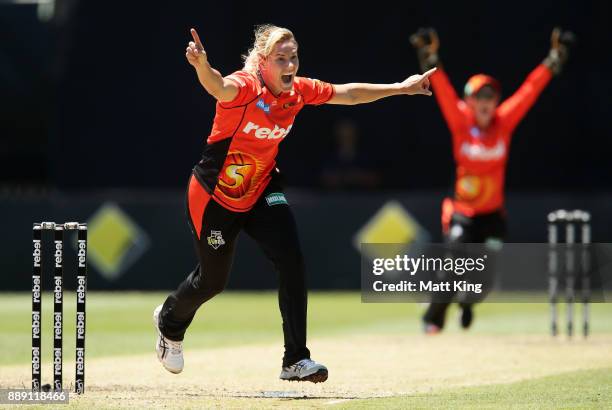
[
  {"x1": 342, "y1": 367, "x2": 612, "y2": 409},
  {"x1": 0, "y1": 292, "x2": 611, "y2": 408}
]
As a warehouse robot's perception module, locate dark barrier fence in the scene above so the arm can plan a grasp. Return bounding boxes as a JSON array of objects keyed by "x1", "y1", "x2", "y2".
[
  {"x1": 1, "y1": 190, "x2": 611, "y2": 290},
  {"x1": 3, "y1": 2, "x2": 611, "y2": 190}
]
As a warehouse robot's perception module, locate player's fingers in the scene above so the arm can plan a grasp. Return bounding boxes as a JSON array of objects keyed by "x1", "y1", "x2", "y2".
[
  {"x1": 191, "y1": 28, "x2": 203, "y2": 47},
  {"x1": 429, "y1": 28, "x2": 440, "y2": 46},
  {"x1": 422, "y1": 67, "x2": 437, "y2": 78},
  {"x1": 417, "y1": 83, "x2": 432, "y2": 95},
  {"x1": 189, "y1": 40, "x2": 204, "y2": 54},
  {"x1": 188, "y1": 41, "x2": 197, "y2": 49},
  {"x1": 410, "y1": 34, "x2": 424, "y2": 47},
  {"x1": 187, "y1": 44, "x2": 201, "y2": 57},
  {"x1": 430, "y1": 29, "x2": 440, "y2": 50},
  {"x1": 551, "y1": 27, "x2": 560, "y2": 49}
]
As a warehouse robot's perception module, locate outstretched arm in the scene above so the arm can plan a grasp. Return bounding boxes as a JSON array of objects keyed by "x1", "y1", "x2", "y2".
[
  {"x1": 185, "y1": 28, "x2": 239, "y2": 103},
  {"x1": 326, "y1": 68, "x2": 436, "y2": 105},
  {"x1": 411, "y1": 28, "x2": 467, "y2": 135},
  {"x1": 430, "y1": 68, "x2": 467, "y2": 134},
  {"x1": 496, "y1": 65, "x2": 552, "y2": 132},
  {"x1": 498, "y1": 28, "x2": 574, "y2": 132}
]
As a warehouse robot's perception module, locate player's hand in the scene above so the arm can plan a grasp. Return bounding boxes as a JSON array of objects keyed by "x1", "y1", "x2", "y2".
[
  {"x1": 410, "y1": 27, "x2": 440, "y2": 72},
  {"x1": 186, "y1": 28, "x2": 208, "y2": 68},
  {"x1": 399, "y1": 67, "x2": 437, "y2": 96},
  {"x1": 550, "y1": 27, "x2": 575, "y2": 60},
  {"x1": 544, "y1": 27, "x2": 575, "y2": 75},
  {"x1": 410, "y1": 27, "x2": 439, "y2": 53}
]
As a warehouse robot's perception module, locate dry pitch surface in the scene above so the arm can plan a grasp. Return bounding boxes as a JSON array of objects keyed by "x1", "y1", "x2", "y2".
[{"x1": 2, "y1": 333, "x2": 611, "y2": 408}]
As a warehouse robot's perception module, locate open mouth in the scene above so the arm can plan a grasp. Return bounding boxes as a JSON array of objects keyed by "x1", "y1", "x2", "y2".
[{"x1": 281, "y1": 74, "x2": 294, "y2": 85}]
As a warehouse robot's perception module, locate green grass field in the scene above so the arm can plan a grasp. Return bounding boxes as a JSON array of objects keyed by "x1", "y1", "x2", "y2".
[{"x1": 1, "y1": 292, "x2": 611, "y2": 408}]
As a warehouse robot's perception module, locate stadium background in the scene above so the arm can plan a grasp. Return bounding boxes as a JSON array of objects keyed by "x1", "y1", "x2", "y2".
[{"x1": 1, "y1": 0, "x2": 610, "y2": 290}]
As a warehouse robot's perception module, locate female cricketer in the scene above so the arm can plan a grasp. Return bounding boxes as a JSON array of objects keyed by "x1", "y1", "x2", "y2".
[
  {"x1": 410, "y1": 27, "x2": 574, "y2": 333},
  {"x1": 153, "y1": 24, "x2": 435, "y2": 383}
]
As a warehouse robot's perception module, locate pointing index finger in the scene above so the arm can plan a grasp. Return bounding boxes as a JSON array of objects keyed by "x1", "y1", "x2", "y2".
[
  {"x1": 190, "y1": 28, "x2": 203, "y2": 47},
  {"x1": 422, "y1": 67, "x2": 437, "y2": 78}
]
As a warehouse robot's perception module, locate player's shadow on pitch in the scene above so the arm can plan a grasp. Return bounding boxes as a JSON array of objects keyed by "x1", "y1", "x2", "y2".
[{"x1": 226, "y1": 391, "x2": 363, "y2": 400}]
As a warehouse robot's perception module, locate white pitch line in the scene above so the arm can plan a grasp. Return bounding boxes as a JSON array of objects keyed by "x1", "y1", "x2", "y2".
[{"x1": 325, "y1": 398, "x2": 352, "y2": 405}]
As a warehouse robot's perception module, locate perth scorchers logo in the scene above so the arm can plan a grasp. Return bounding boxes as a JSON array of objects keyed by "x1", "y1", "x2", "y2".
[
  {"x1": 457, "y1": 175, "x2": 483, "y2": 201},
  {"x1": 217, "y1": 152, "x2": 259, "y2": 199},
  {"x1": 456, "y1": 175, "x2": 495, "y2": 207}
]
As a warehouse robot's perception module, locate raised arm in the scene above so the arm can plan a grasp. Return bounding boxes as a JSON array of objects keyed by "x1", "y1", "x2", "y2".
[
  {"x1": 430, "y1": 69, "x2": 468, "y2": 134},
  {"x1": 326, "y1": 68, "x2": 436, "y2": 105},
  {"x1": 411, "y1": 28, "x2": 467, "y2": 134},
  {"x1": 497, "y1": 27, "x2": 574, "y2": 132},
  {"x1": 496, "y1": 65, "x2": 552, "y2": 132},
  {"x1": 185, "y1": 28, "x2": 239, "y2": 103}
]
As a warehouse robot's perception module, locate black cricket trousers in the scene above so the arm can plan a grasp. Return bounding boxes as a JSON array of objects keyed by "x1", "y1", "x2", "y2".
[
  {"x1": 159, "y1": 173, "x2": 309, "y2": 367},
  {"x1": 423, "y1": 209, "x2": 507, "y2": 328}
]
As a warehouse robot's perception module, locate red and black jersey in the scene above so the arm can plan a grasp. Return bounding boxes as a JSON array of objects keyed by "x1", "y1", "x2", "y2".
[
  {"x1": 431, "y1": 65, "x2": 552, "y2": 221},
  {"x1": 193, "y1": 70, "x2": 335, "y2": 213}
]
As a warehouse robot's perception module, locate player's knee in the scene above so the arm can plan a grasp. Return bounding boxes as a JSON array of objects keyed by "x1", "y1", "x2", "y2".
[
  {"x1": 206, "y1": 281, "x2": 226, "y2": 297},
  {"x1": 277, "y1": 250, "x2": 305, "y2": 277},
  {"x1": 287, "y1": 250, "x2": 305, "y2": 271},
  {"x1": 192, "y1": 281, "x2": 226, "y2": 301},
  {"x1": 447, "y1": 224, "x2": 469, "y2": 243},
  {"x1": 192, "y1": 269, "x2": 227, "y2": 298}
]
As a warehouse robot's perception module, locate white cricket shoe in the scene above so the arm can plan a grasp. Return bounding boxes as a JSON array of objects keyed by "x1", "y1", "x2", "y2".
[
  {"x1": 279, "y1": 358, "x2": 328, "y2": 383},
  {"x1": 153, "y1": 305, "x2": 184, "y2": 374}
]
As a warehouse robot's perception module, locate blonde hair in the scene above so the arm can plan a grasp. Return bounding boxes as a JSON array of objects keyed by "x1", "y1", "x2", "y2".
[{"x1": 242, "y1": 24, "x2": 297, "y2": 73}]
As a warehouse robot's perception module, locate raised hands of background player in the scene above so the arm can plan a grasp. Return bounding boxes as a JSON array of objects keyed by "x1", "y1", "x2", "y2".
[
  {"x1": 185, "y1": 28, "x2": 209, "y2": 68},
  {"x1": 544, "y1": 27, "x2": 575, "y2": 75},
  {"x1": 410, "y1": 27, "x2": 440, "y2": 72},
  {"x1": 399, "y1": 67, "x2": 437, "y2": 96}
]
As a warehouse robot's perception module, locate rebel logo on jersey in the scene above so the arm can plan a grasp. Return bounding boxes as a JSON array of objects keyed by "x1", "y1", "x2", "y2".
[
  {"x1": 430, "y1": 65, "x2": 552, "y2": 216},
  {"x1": 196, "y1": 71, "x2": 335, "y2": 212},
  {"x1": 242, "y1": 121, "x2": 293, "y2": 140},
  {"x1": 459, "y1": 140, "x2": 506, "y2": 161}
]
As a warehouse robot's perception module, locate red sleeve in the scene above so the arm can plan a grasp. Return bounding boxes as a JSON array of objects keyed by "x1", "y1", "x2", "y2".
[
  {"x1": 497, "y1": 64, "x2": 553, "y2": 133},
  {"x1": 219, "y1": 71, "x2": 260, "y2": 108},
  {"x1": 296, "y1": 77, "x2": 335, "y2": 105},
  {"x1": 430, "y1": 68, "x2": 469, "y2": 136}
]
